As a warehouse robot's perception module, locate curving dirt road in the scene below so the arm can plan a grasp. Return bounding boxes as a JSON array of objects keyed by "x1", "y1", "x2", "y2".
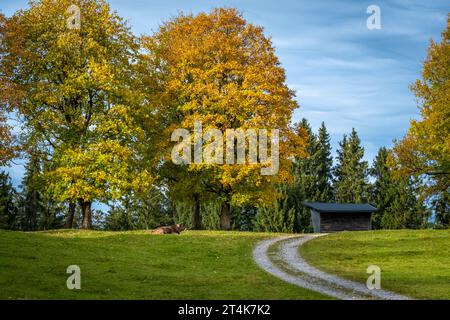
[{"x1": 253, "y1": 235, "x2": 411, "y2": 300}]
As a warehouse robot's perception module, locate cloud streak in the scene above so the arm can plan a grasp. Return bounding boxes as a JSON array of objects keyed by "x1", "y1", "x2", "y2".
[{"x1": 0, "y1": 0, "x2": 448, "y2": 182}]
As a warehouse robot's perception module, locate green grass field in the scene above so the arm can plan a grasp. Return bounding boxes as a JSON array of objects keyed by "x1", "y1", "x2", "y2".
[
  {"x1": 1, "y1": 229, "x2": 449, "y2": 300},
  {"x1": 0, "y1": 229, "x2": 327, "y2": 300},
  {"x1": 300, "y1": 229, "x2": 450, "y2": 300}
]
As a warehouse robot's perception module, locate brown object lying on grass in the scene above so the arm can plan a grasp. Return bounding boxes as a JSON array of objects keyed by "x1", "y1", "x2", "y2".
[{"x1": 149, "y1": 224, "x2": 186, "y2": 234}]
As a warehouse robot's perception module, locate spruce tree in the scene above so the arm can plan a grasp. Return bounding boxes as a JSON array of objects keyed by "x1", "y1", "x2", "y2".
[
  {"x1": 38, "y1": 159, "x2": 65, "y2": 230},
  {"x1": 334, "y1": 128, "x2": 369, "y2": 203},
  {"x1": 433, "y1": 191, "x2": 449, "y2": 228},
  {"x1": 314, "y1": 122, "x2": 333, "y2": 201},
  {"x1": 18, "y1": 153, "x2": 43, "y2": 230},
  {"x1": 370, "y1": 147, "x2": 393, "y2": 228},
  {"x1": 255, "y1": 189, "x2": 295, "y2": 233},
  {"x1": 371, "y1": 147, "x2": 428, "y2": 229},
  {"x1": 105, "y1": 187, "x2": 171, "y2": 230},
  {"x1": 380, "y1": 177, "x2": 427, "y2": 229},
  {"x1": 0, "y1": 171, "x2": 18, "y2": 230},
  {"x1": 287, "y1": 119, "x2": 317, "y2": 232},
  {"x1": 233, "y1": 205, "x2": 257, "y2": 231},
  {"x1": 284, "y1": 120, "x2": 334, "y2": 232}
]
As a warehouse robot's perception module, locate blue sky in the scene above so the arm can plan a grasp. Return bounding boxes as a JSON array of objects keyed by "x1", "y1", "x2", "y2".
[{"x1": 1, "y1": 0, "x2": 449, "y2": 186}]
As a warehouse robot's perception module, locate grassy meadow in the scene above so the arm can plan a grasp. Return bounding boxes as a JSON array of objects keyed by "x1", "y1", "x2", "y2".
[
  {"x1": 0, "y1": 229, "x2": 326, "y2": 299},
  {"x1": 300, "y1": 229, "x2": 450, "y2": 300}
]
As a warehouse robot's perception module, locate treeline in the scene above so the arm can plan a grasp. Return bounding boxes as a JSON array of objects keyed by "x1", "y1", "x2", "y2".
[
  {"x1": 1, "y1": 120, "x2": 446, "y2": 232},
  {"x1": 0, "y1": 2, "x2": 448, "y2": 232}
]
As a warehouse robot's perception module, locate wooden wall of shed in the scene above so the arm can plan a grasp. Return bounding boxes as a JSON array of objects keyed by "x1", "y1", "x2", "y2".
[
  {"x1": 319, "y1": 212, "x2": 372, "y2": 232},
  {"x1": 311, "y1": 209, "x2": 321, "y2": 233}
]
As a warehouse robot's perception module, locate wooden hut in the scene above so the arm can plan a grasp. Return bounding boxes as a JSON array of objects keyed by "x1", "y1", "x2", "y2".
[{"x1": 303, "y1": 202, "x2": 377, "y2": 233}]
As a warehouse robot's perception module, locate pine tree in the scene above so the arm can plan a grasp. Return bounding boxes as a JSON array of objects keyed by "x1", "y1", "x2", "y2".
[
  {"x1": 370, "y1": 147, "x2": 393, "y2": 228},
  {"x1": 380, "y1": 177, "x2": 427, "y2": 229},
  {"x1": 38, "y1": 195, "x2": 65, "y2": 230},
  {"x1": 18, "y1": 153, "x2": 43, "y2": 231},
  {"x1": 0, "y1": 171, "x2": 18, "y2": 230},
  {"x1": 371, "y1": 147, "x2": 428, "y2": 229},
  {"x1": 105, "y1": 197, "x2": 136, "y2": 231},
  {"x1": 286, "y1": 119, "x2": 317, "y2": 232},
  {"x1": 315, "y1": 122, "x2": 334, "y2": 202},
  {"x1": 201, "y1": 201, "x2": 221, "y2": 230},
  {"x1": 232, "y1": 205, "x2": 257, "y2": 231},
  {"x1": 283, "y1": 120, "x2": 334, "y2": 232},
  {"x1": 334, "y1": 128, "x2": 369, "y2": 203},
  {"x1": 433, "y1": 191, "x2": 449, "y2": 228},
  {"x1": 255, "y1": 190, "x2": 295, "y2": 233},
  {"x1": 38, "y1": 159, "x2": 65, "y2": 230},
  {"x1": 105, "y1": 187, "x2": 172, "y2": 230}
]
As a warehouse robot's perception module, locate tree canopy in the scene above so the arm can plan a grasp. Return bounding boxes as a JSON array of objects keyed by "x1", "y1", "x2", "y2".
[
  {"x1": 140, "y1": 8, "x2": 307, "y2": 229},
  {"x1": 390, "y1": 15, "x2": 450, "y2": 197},
  {"x1": 0, "y1": 2, "x2": 446, "y2": 231},
  {"x1": 0, "y1": 0, "x2": 152, "y2": 228}
]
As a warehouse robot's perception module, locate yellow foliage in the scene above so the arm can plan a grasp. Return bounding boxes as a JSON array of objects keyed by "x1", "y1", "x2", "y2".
[
  {"x1": 141, "y1": 8, "x2": 308, "y2": 206},
  {"x1": 390, "y1": 15, "x2": 450, "y2": 196},
  {"x1": 0, "y1": 0, "x2": 151, "y2": 204}
]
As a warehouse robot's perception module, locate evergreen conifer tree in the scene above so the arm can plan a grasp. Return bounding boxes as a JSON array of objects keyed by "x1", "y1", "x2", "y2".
[{"x1": 334, "y1": 128, "x2": 369, "y2": 203}]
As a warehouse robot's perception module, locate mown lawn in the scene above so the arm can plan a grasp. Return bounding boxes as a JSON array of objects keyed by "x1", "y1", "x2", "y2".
[
  {"x1": 300, "y1": 229, "x2": 450, "y2": 300},
  {"x1": 0, "y1": 229, "x2": 327, "y2": 299}
]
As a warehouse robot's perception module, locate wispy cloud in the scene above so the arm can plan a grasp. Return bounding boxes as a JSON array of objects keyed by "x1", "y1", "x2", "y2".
[{"x1": 0, "y1": 0, "x2": 448, "y2": 182}]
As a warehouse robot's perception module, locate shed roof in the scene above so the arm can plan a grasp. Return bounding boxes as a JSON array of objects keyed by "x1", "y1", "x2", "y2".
[{"x1": 303, "y1": 202, "x2": 377, "y2": 213}]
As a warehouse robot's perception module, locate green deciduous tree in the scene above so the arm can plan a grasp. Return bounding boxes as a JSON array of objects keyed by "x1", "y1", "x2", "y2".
[{"x1": 0, "y1": 0, "x2": 152, "y2": 229}]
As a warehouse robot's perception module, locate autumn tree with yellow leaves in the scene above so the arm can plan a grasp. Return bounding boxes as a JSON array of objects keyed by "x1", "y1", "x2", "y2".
[
  {"x1": 0, "y1": 0, "x2": 152, "y2": 228},
  {"x1": 0, "y1": 110, "x2": 16, "y2": 166},
  {"x1": 389, "y1": 15, "x2": 450, "y2": 199},
  {"x1": 141, "y1": 8, "x2": 307, "y2": 229},
  {"x1": 0, "y1": 13, "x2": 18, "y2": 166}
]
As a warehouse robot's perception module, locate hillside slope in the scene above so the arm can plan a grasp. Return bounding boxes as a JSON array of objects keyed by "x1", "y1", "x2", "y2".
[
  {"x1": 0, "y1": 230, "x2": 328, "y2": 299},
  {"x1": 300, "y1": 229, "x2": 450, "y2": 300}
]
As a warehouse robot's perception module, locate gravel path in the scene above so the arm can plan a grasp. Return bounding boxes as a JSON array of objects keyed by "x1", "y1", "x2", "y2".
[{"x1": 253, "y1": 235, "x2": 412, "y2": 300}]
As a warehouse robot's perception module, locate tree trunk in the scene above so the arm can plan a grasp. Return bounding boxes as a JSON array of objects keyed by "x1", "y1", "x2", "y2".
[
  {"x1": 192, "y1": 194, "x2": 202, "y2": 230},
  {"x1": 220, "y1": 202, "x2": 231, "y2": 230},
  {"x1": 65, "y1": 202, "x2": 76, "y2": 229},
  {"x1": 79, "y1": 199, "x2": 92, "y2": 229}
]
